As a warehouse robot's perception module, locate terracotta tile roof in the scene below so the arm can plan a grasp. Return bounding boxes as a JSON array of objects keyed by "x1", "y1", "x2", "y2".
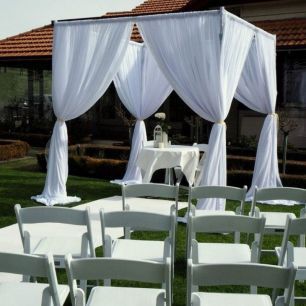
[
  {"x1": 105, "y1": 0, "x2": 191, "y2": 17},
  {"x1": 0, "y1": 0, "x2": 306, "y2": 60},
  {"x1": 0, "y1": 25, "x2": 53, "y2": 59},
  {"x1": 254, "y1": 18, "x2": 306, "y2": 47}
]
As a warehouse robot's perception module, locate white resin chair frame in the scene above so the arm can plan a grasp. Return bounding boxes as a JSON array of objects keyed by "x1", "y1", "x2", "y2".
[
  {"x1": 188, "y1": 185, "x2": 248, "y2": 216},
  {"x1": 276, "y1": 215, "x2": 306, "y2": 304},
  {"x1": 187, "y1": 261, "x2": 297, "y2": 306},
  {"x1": 15, "y1": 204, "x2": 95, "y2": 268},
  {"x1": 250, "y1": 187, "x2": 306, "y2": 252},
  {"x1": 187, "y1": 214, "x2": 265, "y2": 263},
  {"x1": 65, "y1": 255, "x2": 171, "y2": 306},
  {"x1": 122, "y1": 183, "x2": 179, "y2": 213},
  {"x1": 100, "y1": 206, "x2": 176, "y2": 277},
  {"x1": 0, "y1": 252, "x2": 69, "y2": 306}
]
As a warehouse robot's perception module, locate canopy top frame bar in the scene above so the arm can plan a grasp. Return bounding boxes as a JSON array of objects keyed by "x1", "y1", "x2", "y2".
[{"x1": 54, "y1": 8, "x2": 274, "y2": 41}]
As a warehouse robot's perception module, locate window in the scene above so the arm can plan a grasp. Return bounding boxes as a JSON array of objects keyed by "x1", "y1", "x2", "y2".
[{"x1": 284, "y1": 57, "x2": 306, "y2": 107}]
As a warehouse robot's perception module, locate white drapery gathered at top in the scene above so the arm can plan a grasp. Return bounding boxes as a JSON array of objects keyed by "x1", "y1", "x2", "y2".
[
  {"x1": 138, "y1": 10, "x2": 254, "y2": 210},
  {"x1": 235, "y1": 31, "x2": 282, "y2": 201},
  {"x1": 112, "y1": 42, "x2": 172, "y2": 184},
  {"x1": 32, "y1": 20, "x2": 133, "y2": 206}
]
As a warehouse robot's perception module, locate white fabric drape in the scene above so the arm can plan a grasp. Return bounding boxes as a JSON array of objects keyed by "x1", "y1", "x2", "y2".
[
  {"x1": 32, "y1": 20, "x2": 132, "y2": 206},
  {"x1": 235, "y1": 31, "x2": 282, "y2": 201},
  {"x1": 113, "y1": 42, "x2": 172, "y2": 184},
  {"x1": 138, "y1": 10, "x2": 254, "y2": 210}
]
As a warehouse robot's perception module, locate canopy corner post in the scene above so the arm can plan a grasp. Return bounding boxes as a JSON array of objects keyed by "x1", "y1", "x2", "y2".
[{"x1": 219, "y1": 6, "x2": 226, "y2": 41}]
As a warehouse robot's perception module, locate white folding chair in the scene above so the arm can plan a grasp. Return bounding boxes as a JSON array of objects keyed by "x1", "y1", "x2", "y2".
[
  {"x1": 250, "y1": 187, "x2": 306, "y2": 252},
  {"x1": 188, "y1": 185, "x2": 248, "y2": 216},
  {"x1": 192, "y1": 143, "x2": 208, "y2": 186},
  {"x1": 122, "y1": 183, "x2": 179, "y2": 213},
  {"x1": 276, "y1": 215, "x2": 306, "y2": 305},
  {"x1": 0, "y1": 252, "x2": 69, "y2": 306},
  {"x1": 15, "y1": 205, "x2": 95, "y2": 268},
  {"x1": 65, "y1": 255, "x2": 171, "y2": 306},
  {"x1": 100, "y1": 206, "x2": 176, "y2": 283},
  {"x1": 187, "y1": 261, "x2": 297, "y2": 306},
  {"x1": 187, "y1": 214, "x2": 265, "y2": 264}
]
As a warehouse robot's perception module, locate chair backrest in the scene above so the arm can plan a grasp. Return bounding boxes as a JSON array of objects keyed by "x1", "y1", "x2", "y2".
[
  {"x1": 122, "y1": 183, "x2": 179, "y2": 211},
  {"x1": 15, "y1": 204, "x2": 95, "y2": 257},
  {"x1": 65, "y1": 255, "x2": 171, "y2": 306},
  {"x1": 251, "y1": 187, "x2": 306, "y2": 216},
  {"x1": 100, "y1": 206, "x2": 176, "y2": 244},
  {"x1": 188, "y1": 261, "x2": 296, "y2": 306},
  {"x1": 278, "y1": 215, "x2": 306, "y2": 266},
  {"x1": 189, "y1": 214, "x2": 265, "y2": 236},
  {"x1": 188, "y1": 185, "x2": 247, "y2": 214},
  {"x1": 0, "y1": 252, "x2": 62, "y2": 306},
  {"x1": 187, "y1": 214, "x2": 265, "y2": 261}
]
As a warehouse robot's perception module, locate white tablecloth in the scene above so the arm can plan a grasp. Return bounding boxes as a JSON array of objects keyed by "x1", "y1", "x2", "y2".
[{"x1": 137, "y1": 145, "x2": 199, "y2": 185}]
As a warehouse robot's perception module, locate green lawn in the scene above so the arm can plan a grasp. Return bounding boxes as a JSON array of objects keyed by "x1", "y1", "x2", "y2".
[{"x1": 0, "y1": 157, "x2": 305, "y2": 305}]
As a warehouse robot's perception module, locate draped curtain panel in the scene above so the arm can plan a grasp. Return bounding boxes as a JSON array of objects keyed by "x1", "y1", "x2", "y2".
[
  {"x1": 138, "y1": 10, "x2": 254, "y2": 210},
  {"x1": 235, "y1": 31, "x2": 282, "y2": 202},
  {"x1": 32, "y1": 20, "x2": 132, "y2": 206},
  {"x1": 113, "y1": 42, "x2": 172, "y2": 184}
]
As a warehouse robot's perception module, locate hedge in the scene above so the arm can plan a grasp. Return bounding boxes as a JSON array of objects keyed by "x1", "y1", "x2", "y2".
[
  {"x1": 37, "y1": 153, "x2": 128, "y2": 180},
  {"x1": 0, "y1": 132, "x2": 50, "y2": 147},
  {"x1": 0, "y1": 140, "x2": 30, "y2": 161},
  {"x1": 228, "y1": 170, "x2": 306, "y2": 189}
]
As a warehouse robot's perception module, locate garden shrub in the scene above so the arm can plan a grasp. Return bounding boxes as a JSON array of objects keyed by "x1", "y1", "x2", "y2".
[
  {"x1": 36, "y1": 153, "x2": 128, "y2": 180},
  {"x1": 0, "y1": 140, "x2": 30, "y2": 161},
  {"x1": 0, "y1": 131, "x2": 50, "y2": 147}
]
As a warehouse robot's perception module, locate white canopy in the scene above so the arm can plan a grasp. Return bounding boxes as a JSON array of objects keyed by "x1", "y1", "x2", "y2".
[{"x1": 32, "y1": 9, "x2": 282, "y2": 209}]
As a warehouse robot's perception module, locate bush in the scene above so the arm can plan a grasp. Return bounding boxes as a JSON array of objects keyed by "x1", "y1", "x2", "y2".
[
  {"x1": 36, "y1": 153, "x2": 128, "y2": 180},
  {"x1": 0, "y1": 140, "x2": 30, "y2": 161},
  {"x1": 0, "y1": 131, "x2": 50, "y2": 147}
]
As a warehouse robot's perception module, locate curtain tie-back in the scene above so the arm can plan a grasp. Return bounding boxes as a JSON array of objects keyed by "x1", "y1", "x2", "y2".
[
  {"x1": 216, "y1": 120, "x2": 226, "y2": 125},
  {"x1": 57, "y1": 118, "x2": 65, "y2": 123},
  {"x1": 269, "y1": 112, "x2": 279, "y2": 129}
]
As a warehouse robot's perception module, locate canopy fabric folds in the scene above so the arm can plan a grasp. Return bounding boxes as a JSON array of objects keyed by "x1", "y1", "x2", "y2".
[
  {"x1": 32, "y1": 20, "x2": 133, "y2": 206},
  {"x1": 32, "y1": 9, "x2": 282, "y2": 209},
  {"x1": 235, "y1": 32, "x2": 282, "y2": 201},
  {"x1": 112, "y1": 42, "x2": 172, "y2": 184},
  {"x1": 138, "y1": 9, "x2": 255, "y2": 210}
]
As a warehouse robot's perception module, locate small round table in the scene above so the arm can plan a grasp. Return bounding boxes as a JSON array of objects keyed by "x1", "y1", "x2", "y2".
[{"x1": 137, "y1": 145, "x2": 199, "y2": 185}]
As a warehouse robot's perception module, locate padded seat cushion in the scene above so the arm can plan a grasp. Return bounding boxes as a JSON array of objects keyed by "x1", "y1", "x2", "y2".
[
  {"x1": 87, "y1": 286, "x2": 165, "y2": 306},
  {"x1": 260, "y1": 212, "x2": 296, "y2": 230},
  {"x1": 32, "y1": 237, "x2": 85, "y2": 257},
  {"x1": 195, "y1": 210, "x2": 235, "y2": 217},
  {"x1": 192, "y1": 292, "x2": 272, "y2": 306},
  {"x1": 0, "y1": 282, "x2": 69, "y2": 306},
  {"x1": 197, "y1": 243, "x2": 251, "y2": 263},
  {"x1": 111, "y1": 239, "x2": 165, "y2": 262}
]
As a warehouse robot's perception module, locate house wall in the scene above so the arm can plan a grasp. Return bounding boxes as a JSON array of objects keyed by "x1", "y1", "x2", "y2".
[
  {"x1": 239, "y1": 0, "x2": 306, "y2": 21},
  {"x1": 224, "y1": 0, "x2": 306, "y2": 149}
]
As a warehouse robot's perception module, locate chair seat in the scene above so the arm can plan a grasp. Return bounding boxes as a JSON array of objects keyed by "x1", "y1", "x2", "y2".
[
  {"x1": 197, "y1": 243, "x2": 251, "y2": 264},
  {"x1": 87, "y1": 286, "x2": 165, "y2": 306},
  {"x1": 0, "y1": 282, "x2": 69, "y2": 306},
  {"x1": 260, "y1": 212, "x2": 296, "y2": 231},
  {"x1": 111, "y1": 239, "x2": 165, "y2": 262},
  {"x1": 195, "y1": 210, "x2": 235, "y2": 217},
  {"x1": 192, "y1": 292, "x2": 272, "y2": 306},
  {"x1": 275, "y1": 246, "x2": 306, "y2": 279},
  {"x1": 32, "y1": 236, "x2": 86, "y2": 258}
]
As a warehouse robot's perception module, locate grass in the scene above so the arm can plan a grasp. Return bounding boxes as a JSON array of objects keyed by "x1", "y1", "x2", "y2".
[{"x1": 0, "y1": 157, "x2": 305, "y2": 305}]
